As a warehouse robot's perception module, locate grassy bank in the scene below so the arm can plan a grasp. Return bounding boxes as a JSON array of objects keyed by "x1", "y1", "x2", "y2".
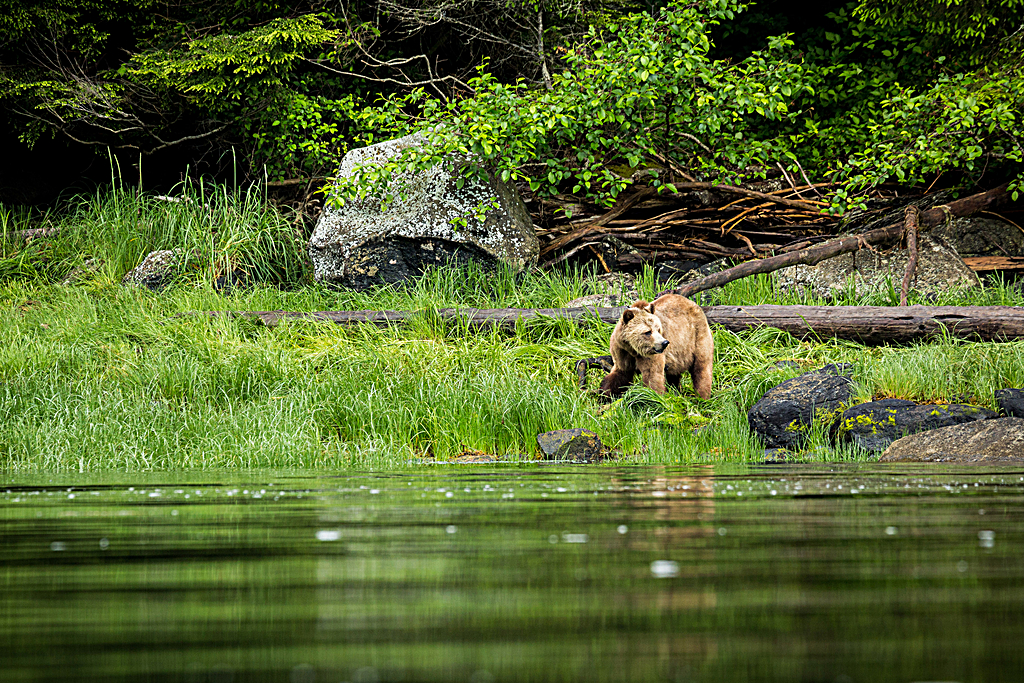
[{"x1": 3, "y1": 186, "x2": 1024, "y2": 471}]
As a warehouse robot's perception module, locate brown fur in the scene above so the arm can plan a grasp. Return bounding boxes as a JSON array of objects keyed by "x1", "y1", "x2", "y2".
[{"x1": 598, "y1": 294, "x2": 714, "y2": 399}]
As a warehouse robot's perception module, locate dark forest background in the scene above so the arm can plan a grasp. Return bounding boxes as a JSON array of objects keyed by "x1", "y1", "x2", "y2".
[{"x1": 1, "y1": 0, "x2": 1021, "y2": 209}]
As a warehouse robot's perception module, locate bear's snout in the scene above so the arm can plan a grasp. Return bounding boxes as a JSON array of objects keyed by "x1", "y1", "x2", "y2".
[{"x1": 655, "y1": 339, "x2": 670, "y2": 353}]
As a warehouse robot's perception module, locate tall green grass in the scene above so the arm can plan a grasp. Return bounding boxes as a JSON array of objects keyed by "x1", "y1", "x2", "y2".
[
  {"x1": 0, "y1": 181, "x2": 306, "y2": 287},
  {"x1": 3, "y1": 185, "x2": 1024, "y2": 471}
]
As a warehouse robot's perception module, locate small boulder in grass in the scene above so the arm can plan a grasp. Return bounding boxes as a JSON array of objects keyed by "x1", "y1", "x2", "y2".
[
  {"x1": 122, "y1": 248, "x2": 200, "y2": 290},
  {"x1": 537, "y1": 429, "x2": 604, "y2": 462},
  {"x1": 996, "y1": 389, "x2": 1024, "y2": 418}
]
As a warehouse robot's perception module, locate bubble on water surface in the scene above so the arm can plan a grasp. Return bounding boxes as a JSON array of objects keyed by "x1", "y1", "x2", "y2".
[
  {"x1": 650, "y1": 560, "x2": 679, "y2": 578},
  {"x1": 957, "y1": 561, "x2": 969, "y2": 572},
  {"x1": 562, "y1": 533, "x2": 588, "y2": 544},
  {"x1": 446, "y1": 525, "x2": 457, "y2": 534},
  {"x1": 979, "y1": 530, "x2": 995, "y2": 548},
  {"x1": 548, "y1": 534, "x2": 558, "y2": 544},
  {"x1": 50, "y1": 542, "x2": 66, "y2": 551},
  {"x1": 99, "y1": 538, "x2": 109, "y2": 550},
  {"x1": 290, "y1": 663, "x2": 316, "y2": 683},
  {"x1": 617, "y1": 525, "x2": 628, "y2": 534},
  {"x1": 315, "y1": 530, "x2": 341, "y2": 542},
  {"x1": 885, "y1": 526, "x2": 898, "y2": 536},
  {"x1": 353, "y1": 666, "x2": 379, "y2": 683},
  {"x1": 469, "y1": 670, "x2": 496, "y2": 683}
]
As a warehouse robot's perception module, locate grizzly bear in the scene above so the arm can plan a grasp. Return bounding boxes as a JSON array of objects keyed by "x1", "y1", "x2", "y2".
[{"x1": 598, "y1": 294, "x2": 713, "y2": 399}]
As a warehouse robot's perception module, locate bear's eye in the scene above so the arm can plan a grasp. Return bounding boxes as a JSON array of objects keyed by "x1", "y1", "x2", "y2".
[{"x1": 644, "y1": 331, "x2": 652, "y2": 337}]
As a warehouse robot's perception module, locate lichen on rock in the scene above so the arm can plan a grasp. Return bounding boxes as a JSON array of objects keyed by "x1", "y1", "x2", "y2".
[{"x1": 309, "y1": 133, "x2": 539, "y2": 289}]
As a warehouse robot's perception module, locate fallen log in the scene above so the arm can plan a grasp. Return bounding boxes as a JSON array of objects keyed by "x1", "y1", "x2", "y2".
[
  {"x1": 660, "y1": 184, "x2": 1011, "y2": 299},
  {"x1": 704, "y1": 305, "x2": 1024, "y2": 344},
  {"x1": 204, "y1": 304, "x2": 1024, "y2": 344},
  {"x1": 963, "y1": 256, "x2": 1024, "y2": 273}
]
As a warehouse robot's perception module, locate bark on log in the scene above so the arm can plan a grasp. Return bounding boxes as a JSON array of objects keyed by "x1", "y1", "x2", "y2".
[
  {"x1": 703, "y1": 305, "x2": 1024, "y2": 344},
  {"x1": 660, "y1": 184, "x2": 1010, "y2": 299},
  {"x1": 207, "y1": 304, "x2": 1024, "y2": 344},
  {"x1": 963, "y1": 256, "x2": 1024, "y2": 273}
]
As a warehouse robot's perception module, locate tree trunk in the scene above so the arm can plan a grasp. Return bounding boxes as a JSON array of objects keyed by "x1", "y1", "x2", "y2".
[{"x1": 212, "y1": 303, "x2": 1024, "y2": 344}]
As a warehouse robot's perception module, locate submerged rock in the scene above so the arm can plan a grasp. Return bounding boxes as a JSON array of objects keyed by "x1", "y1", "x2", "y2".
[
  {"x1": 833, "y1": 400, "x2": 996, "y2": 454},
  {"x1": 747, "y1": 364, "x2": 853, "y2": 450},
  {"x1": 309, "y1": 133, "x2": 538, "y2": 289},
  {"x1": 536, "y1": 428, "x2": 604, "y2": 462},
  {"x1": 879, "y1": 418, "x2": 1024, "y2": 462},
  {"x1": 761, "y1": 448, "x2": 790, "y2": 463}
]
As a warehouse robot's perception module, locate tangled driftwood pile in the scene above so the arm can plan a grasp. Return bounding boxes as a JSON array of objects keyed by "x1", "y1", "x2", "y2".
[{"x1": 533, "y1": 180, "x2": 837, "y2": 270}]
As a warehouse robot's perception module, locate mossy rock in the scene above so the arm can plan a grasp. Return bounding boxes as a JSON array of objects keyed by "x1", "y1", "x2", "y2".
[
  {"x1": 747, "y1": 364, "x2": 853, "y2": 450},
  {"x1": 536, "y1": 428, "x2": 604, "y2": 462},
  {"x1": 833, "y1": 400, "x2": 997, "y2": 454}
]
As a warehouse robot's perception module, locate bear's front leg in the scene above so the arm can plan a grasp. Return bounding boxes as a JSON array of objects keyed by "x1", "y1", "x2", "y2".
[
  {"x1": 637, "y1": 358, "x2": 667, "y2": 394},
  {"x1": 599, "y1": 367, "x2": 635, "y2": 398}
]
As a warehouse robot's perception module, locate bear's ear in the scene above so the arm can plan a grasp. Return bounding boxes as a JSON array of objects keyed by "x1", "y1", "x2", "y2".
[
  {"x1": 646, "y1": 302, "x2": 656, "y2": 313},
  {"x1": 622, "y1": 309, "x2": 635, "y2": 323}
]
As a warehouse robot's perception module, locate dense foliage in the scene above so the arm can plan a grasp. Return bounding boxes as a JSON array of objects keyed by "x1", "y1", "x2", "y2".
[{"x1": 1, "y1": 0, "x2": 1021, "y2": 206}]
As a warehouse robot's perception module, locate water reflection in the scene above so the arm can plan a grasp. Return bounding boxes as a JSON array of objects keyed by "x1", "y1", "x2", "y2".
[{"x1": 2, "y1": 465, "x2": 1024, "y2": 681}]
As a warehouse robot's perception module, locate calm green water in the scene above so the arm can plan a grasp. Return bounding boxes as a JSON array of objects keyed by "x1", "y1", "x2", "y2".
[{"x1": 3, "y1": 465, "x2": 1024, "y2": 682}]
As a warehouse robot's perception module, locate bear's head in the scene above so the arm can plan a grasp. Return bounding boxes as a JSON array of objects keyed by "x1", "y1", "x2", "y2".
[{"x1": 619, "y1": 301, "x2": 670, "y2": 356}]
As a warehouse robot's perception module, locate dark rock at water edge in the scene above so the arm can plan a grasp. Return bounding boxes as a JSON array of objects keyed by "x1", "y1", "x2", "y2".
[
  {"x1": 832, "y1": 400, "x2": 996, "y2": 454},
  {"x1": 880, "y1": 418, "x2": 1024, "y2": 462},
  {"x1": 537, "y1": 429, "x2": 604, "y2": 462},
  {"x1": 996, "y1": 389, "x2": 1024, "y2": 418},
  {"x1": 747, "y1": 364, "x2": 853, "y2": 450},
  {"x1": 309, "y1": 133, "x2": 539, "y2": 290},
  {"x1": 761, "y1": 448, "x2": 790, "y2": 463}
]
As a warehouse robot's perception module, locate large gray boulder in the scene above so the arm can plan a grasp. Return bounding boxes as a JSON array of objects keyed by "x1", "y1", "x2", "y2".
[
  {"x1": 879, "y1": 418, "x2": 1024, "y2": 462},
  {"x1": 309, "y1": 133, "x2": 539, "y2": 289}
]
